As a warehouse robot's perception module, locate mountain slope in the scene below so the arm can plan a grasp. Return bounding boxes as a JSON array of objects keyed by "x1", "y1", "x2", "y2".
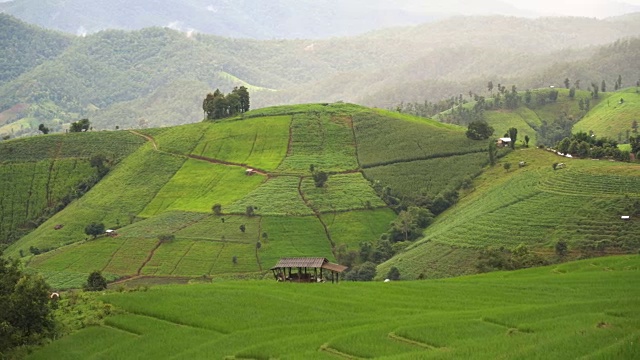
[{"x1": 378, "y1": 148, "x2": 640, "y2": 279}]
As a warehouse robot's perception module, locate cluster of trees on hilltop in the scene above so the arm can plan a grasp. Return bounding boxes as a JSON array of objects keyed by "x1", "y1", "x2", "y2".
[
  {"x1": 202, "y1": 87, "x2": 250, "y2": 120},
  {"x1": 555, "y1": 132, "x2": 631, "y2": 161}
]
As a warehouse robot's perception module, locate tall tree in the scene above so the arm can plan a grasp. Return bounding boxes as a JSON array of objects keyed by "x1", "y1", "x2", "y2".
[
  {"x1": 508, "y1": 127, "x2": 518, "y2": 149},
  {"x1": 601, "y1": 80, "x2": 606, "y2": 92},
  {"x1": 0, "y1": 252, "x2": 55, "y2": 353},
  {"x1": 564, "y1": 78, "x2": 570, "y2": 89},
  {"x1": 487, "y1": 81, "x2": 494, "y2": 94}
]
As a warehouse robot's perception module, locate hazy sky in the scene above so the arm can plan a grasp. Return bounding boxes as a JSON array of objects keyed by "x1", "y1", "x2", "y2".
[{"x1": 502, "y1": 0, "x2": 640, "y2": 17}]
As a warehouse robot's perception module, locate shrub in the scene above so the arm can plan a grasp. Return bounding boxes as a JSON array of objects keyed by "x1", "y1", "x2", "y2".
[
  {"x1": 84, "y1": 271, "x2": 107, "y2": 291},
  {"x1": 386, "y1": 266, "x2": 401, "y2": 280}
]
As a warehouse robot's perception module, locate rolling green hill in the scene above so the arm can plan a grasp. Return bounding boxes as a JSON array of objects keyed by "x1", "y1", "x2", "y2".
[
  {"x1": 4, "y1": 103, "x2": 490, "y2": 288},
  {"x1": 378, "y1": 148, "x2": 640, "y2": 280},
  {"x1": 28, "y1": 255, "x2": 640, "y2": 359}
]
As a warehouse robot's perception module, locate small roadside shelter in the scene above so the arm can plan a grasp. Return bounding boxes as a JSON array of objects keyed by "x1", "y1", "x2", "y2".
[{"x1": 271, "y1": 257, "x2": 347, "y2": 283}]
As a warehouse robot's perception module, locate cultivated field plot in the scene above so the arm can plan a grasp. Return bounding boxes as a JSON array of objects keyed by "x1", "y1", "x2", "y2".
[
  {"x1": 574, "y1": 88, "x2": 640, "y2": 139},
  {"x1": 139, "y1": 159, "x2": 265, "y2": 216},
  {"x1": 175, "y1": 215, "x2": 261, "y2": 243},
  {"x1": 364, "y1": 152, "x2": 488, "y2": 198},
  {"x1": 142, "y1": 122, "x2": 209, "y2": 155},
  {"x1": 7, "y1": 145, "x2": 185, "y2": 258},
  {"x1": 192, "y1": 116, "x2": 291, "y2": 171},
  {"x1": 0, "y1": 131, "x2": 145, "y2": 162},
  {"x1": 258, "y1": 216, "x2": 334, "y2": 267},
  {"x1": 353, "y1": 110, "x2": 486, "y2": 168},
  {"x1": 140, "y1": 239, "x2": 259, "y2": 276},
  {"x1": 118, "y1": 211, "x2": 208, "y2": 238},
  {"x1": 322, "y1": 208, "x2": 397, "y2": 249},
  {"x1": 484, "y1": 108, "x2": 538, "y2": 145},
  {"x1": 378, "y1": 241, "x2": 483, "y2": 281},
  {"x1": 29, "y1": 256, "x2": 640, "y2": 359},
  {"x1": 28, "y1": 238, "x2": 123, "y2": 273},
  {"x1": 277, "y1": 113, "x2": 358, "y2": 173},
  {"x1": 398, "y1": 149, "x2": 640, "y2": 262},
  {"x1": 300, "y1": 173, "x2": 385, "y2": 213},
  {"x1": 0, "y1": 158, "x2": 94, "y2": 244},
  {"x1": 226, "y1": 176, "x2": 313, "y2": 216}
]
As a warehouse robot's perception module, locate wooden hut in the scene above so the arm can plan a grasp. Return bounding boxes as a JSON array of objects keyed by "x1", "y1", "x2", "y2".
[{"x1": 270, "y1": 257, "x2": 347, "y2": 283}]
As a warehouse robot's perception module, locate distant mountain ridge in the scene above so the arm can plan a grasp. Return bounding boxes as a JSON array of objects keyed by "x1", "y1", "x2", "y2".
[{"x1": 1, "y1": 13, "x2": 640, "y2": 135}]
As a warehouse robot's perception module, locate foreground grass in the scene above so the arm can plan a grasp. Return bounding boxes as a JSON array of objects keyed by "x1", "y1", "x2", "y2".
[{"x1": 29, "y1": 255, "x2": 640, "y2": 359}]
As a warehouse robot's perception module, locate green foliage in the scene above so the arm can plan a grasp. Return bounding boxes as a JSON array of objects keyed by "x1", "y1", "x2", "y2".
[
  {"x1": 312, "y1": 171, "x2": 328, "y2": 188},
  {"x1": 203, "y1": 86, "x2": 250, "y2": 120},
  {"x1": 465, "y1": 120, "x2": 494, "y2": 140},
  {"x1": 0, "y1": 252, "x2": 55, "y2": 354},
  {"x1": 507, "y1": 127, "x2": 518, "y2": 149},
  {"x1": 344, "y1": 261, "x2": 377, "y2": 281},
  {"x1": 157, "y1": 234, "x2": 175, "y2": 243},
  {"x1": 84, "y1": 222, "x2": 105, "y2": 239},
  {"x1": 386, "y1": 266, "x2": 401, "y2": 280},
  {"x1": 84, "y1": 270, "x2": 107, "y2": 291},
  {"x1": 574, "y1": 89, "x2": 640, "y2": 140},
  {"x1": 69, "y1": 119, "x2": 91, "y2": 133}
]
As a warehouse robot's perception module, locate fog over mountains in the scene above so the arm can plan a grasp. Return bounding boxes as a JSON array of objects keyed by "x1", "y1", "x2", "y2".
[{"x1": 1, "y1": 0, "x2": 640, "y2": 39}]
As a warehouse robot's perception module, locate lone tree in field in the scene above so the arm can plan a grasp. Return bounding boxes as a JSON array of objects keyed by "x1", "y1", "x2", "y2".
[
  {"x1": 239, "y1": 224, "x2": 246, "y2": 233},
  {"x1": 524, "y1": 135, "x2": 530, "y2": 147},
  {"x1": 313, "y1": 170, "x2": 328, "y2": 188},
  {"x1": 507, "y1": 127, "x2": 518, "y2": 149},
  {"x1": 84, "y1": 222, "x2": 105, "y2": 239},
  {"x1": 503, "y1": 162, "x2": 511, "y2": 172},
  {"x1": 212, "y1": 203, "x2": 222, "y2": 215},
  {"x1": 84, "y1": 270, "x2": 107, "y2": 291},
  {"x1": 555, "y1": 240, "x2": 568, "y2": 257},
  {"x1": 488, "y1": 140, "x2": 497, "y2": 166},
  {"x1": 245, "y1": 205, "x2": 255, "y2": 217},
  {"x1": 466, "y1": 120, "x2": 494, "y2": 140}
]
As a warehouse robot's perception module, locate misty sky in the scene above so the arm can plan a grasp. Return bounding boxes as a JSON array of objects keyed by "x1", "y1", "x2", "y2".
[{"x1": 503, "y1": 0, "x2": 640, "y2": 17}]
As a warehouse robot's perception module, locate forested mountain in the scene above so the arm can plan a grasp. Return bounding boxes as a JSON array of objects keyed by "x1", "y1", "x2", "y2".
[
  {"x1": 2, "y1": 13, "x2": 640, "y2": 136},
  {"x1": 0, "y1": 0, "x2": 533, "y2": 39},
  {"x1": 0, "y1": 14, "x2": 71, "y2": 83}
]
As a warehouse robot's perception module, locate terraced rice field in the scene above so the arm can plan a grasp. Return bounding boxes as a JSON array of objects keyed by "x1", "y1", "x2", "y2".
[{"x1": 28, "y1": 255, "x2": 640, "y2": 359}]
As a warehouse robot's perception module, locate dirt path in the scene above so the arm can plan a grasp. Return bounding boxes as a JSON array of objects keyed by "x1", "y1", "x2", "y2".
[
  {"x1": 297, "y1": 177, "x2": 336, "y2": 255},
  {"x1": 128, "y1": 130, "x2": 158, "y2": 150},
  {"x1": 137, "y1": 240, "x2": 161, "y2": 275}
]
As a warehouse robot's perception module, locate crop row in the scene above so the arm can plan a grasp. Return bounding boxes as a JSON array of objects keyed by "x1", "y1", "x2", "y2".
[
  {"x1": 0, "y1": 159, "x2": 94, "y2": 245},
  {"x1": 363, "y1": 152, "x2": 489, "y2": 199},
  {"x1": 276, "y1": 113, "x2": 358, "y2": 173},
  {"x1": 192, "y1": 116, "x2": 290, "y2": 171},
  {"x1": 353, "y1": 111, "x2": 487, "y2": 168},
  {"x1": 0, "y1": 131, "x2": 145, "y2": 163}
]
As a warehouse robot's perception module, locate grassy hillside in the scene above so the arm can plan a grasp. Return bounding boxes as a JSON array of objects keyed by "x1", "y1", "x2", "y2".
[
  {"x1": 29, "y1": 255, "x2": 640, "y2": 359},
  {"x1": 574, "y1": 88, "x2": 640, "y2": 140},
  {"x1": 3, "y1": 103, "x2": 490, "y2": 288},
  {"x1": 379, "y1": 148, "x2": 640, "y2": 279},
  {"x1": 0, "y1": 131, "x2": 145, "y2": 248}
]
